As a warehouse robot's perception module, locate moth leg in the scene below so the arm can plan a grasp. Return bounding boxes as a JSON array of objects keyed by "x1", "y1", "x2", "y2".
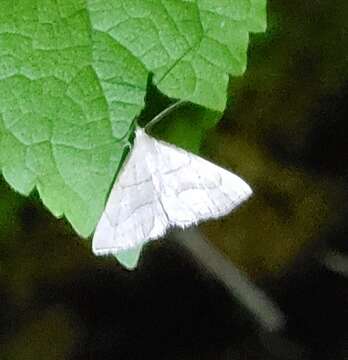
[{"x1": 123, "y1": 141, "x2": 132, "y2": 151}]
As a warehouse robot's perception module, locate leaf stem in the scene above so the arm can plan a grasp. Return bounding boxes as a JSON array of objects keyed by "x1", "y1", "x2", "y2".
[{"x1": 173, "y1": 228, "x2": 286, "y2": 332}]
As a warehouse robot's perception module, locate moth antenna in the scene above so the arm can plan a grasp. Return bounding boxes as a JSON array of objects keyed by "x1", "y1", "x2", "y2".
[{"x1": 144, "y1": 100, "x2": 187, "y2": 131}]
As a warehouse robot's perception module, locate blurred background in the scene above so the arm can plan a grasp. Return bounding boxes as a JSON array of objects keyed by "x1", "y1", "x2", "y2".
[{"x1": 1, "y1": 0, "x2": 347, "y2": 359}]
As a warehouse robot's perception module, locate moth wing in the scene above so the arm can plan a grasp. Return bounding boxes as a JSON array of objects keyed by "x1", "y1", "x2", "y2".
[
  {"x1": 153, "y1": 139, "x2": 252, "y2": 228},
  {"x1": 93, "y1": 128, "x2": 252, "y2": 256},
  {"x1": 92, "y1": 134, "x2": 168, "y2": 255}
]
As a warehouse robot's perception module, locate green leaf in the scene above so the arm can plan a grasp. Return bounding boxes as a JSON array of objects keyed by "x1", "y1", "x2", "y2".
[
  {"x1": 0, "y1": 0, "x2": 266, "y2": 240},
  {"x1": 88, "y1": 0, "x2": 267, "y2": 111},
  {"x1": 114, "y1": 244, "x2": 143, "y2": 270},
  {"x1": 0, "y1": 1, "x2": 147, "y2": 237},
  {"x1": 0, "y1": 180, "x2": 24, "y2": 240}
]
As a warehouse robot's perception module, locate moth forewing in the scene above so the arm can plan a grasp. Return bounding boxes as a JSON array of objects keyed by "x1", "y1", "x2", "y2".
[{"x1": 92, "y1": 128, "x2": 252, "y2": 256}]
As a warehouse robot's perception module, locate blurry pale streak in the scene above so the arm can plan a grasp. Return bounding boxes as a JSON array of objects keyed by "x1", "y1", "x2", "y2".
[
  {"x1": 323, "y1": 251, "x2": 348, "y2": 277},
  {"x1": 93, "y1": 127, "x2": 252, "y2": 257},
  {"x1": 175, "y1": 228, "x2": 286, "y2": 332}
]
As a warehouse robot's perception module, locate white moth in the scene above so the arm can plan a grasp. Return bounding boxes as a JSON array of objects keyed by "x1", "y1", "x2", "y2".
[{"x1": 92, "y1": 127, "x2": 252, "y2": 256}]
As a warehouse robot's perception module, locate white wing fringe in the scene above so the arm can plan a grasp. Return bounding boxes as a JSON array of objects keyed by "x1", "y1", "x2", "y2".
[{"x1": 92, "y1": 128, "x2": 252, "y2": 256}]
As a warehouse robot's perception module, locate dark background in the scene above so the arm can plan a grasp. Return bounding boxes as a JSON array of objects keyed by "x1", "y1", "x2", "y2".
[{"x1": 1, "y1": 1, "x2": 347, "y2": 359}]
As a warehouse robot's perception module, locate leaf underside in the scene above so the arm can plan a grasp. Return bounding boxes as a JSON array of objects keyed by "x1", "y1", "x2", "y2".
[{"x1": 0, "y1": 1, "x2": 266, "y2": 246}]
